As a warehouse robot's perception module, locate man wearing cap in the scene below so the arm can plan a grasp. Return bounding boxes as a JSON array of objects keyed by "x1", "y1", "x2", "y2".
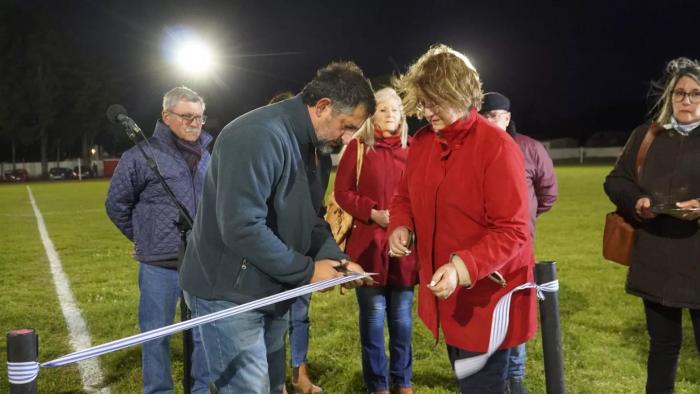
[{"x1": 480, "y1": 92, "x2": 558, "y2": 394}]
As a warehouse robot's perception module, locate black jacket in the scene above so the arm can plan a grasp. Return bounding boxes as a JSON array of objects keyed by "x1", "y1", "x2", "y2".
[
  {"x1": 179, "y1": 97, "x2": 344, "y2": 314},
  {"x1": 605, "y1": 123, "x2": 700, "y2": 308}
]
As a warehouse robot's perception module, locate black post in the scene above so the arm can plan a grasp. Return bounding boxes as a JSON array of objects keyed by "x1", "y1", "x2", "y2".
[
  {"x1": 7, "y1": 329, "x2": 38, "y2": 394},
  {"x1": 535, "y1": 261, "x2": 565, "y2": 394}
]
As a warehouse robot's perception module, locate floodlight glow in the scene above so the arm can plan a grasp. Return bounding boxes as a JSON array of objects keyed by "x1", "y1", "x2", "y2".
[{"x1": 174, "y1": 38, "x2": 214, "y2": 76}]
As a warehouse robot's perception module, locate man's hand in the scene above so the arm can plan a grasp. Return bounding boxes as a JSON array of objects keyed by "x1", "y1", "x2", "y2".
[
  {"x1": 338, "y1": 260, "x2": 375, "y2": 289},
  {"x1": 635, "y1": 197, "x2": 656, "y2": 219},
  {"x1": 311, "y1": 259, "x2": 343, "y2": 292},
  {"x1": 388, "y1": 226, "x2": 411, "y2": 257},
  {"x1": 428, "y1": 263, "x2": 458, "y2": 300},
  {"x1": 370, "y1": 209, "x2": 390, "y2": 228},
  {"x1": 675, "y1": 199, "x2": 700, "y2": 221}
]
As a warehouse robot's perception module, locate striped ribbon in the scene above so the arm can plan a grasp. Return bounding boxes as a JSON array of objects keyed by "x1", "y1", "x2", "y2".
[
  {"x1": 7, "y1": 273, "x2": 368, "y2": 385},
  {"x1": 454, "y1": 280, "x2": 559, "y2": 379}
]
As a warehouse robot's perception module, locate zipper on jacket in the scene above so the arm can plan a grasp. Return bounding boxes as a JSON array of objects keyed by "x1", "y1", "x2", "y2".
[{"x1": 233, "y1": 258, "x2": 248, "y2": 288}]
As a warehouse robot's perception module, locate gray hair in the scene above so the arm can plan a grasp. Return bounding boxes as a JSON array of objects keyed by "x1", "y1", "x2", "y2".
[
  {"x1": 650, "y1": 57, "x2": 700, "y2": 125},
  {"x1": 162, "y1": 86, "x2": 206, "y2": 112}
]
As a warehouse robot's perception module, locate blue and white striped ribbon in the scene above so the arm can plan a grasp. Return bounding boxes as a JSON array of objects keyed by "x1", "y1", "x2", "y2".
[
  {"x1": 7, "y1": 273, "x2": 368, "y2": 385},
  {"x1": 454, "y1": 280, "x2": 559, "y2": 379}
]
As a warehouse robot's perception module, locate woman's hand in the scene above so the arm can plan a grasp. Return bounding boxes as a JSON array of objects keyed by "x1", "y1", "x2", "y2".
[
  {"x1": 388, "y1": 226, "x2": 411, "y2": 257},
  {"x1": 675, "y1": 199, "x2": 700, "y2": 221},
  {"x1": 370, "y1": 209, "x2": 390, "y2": 228},
  {"x1": 428, "y1": 263, "x2": 458, "y2": 300},
  {"x1": 635, "y1": 197, "x2": 656, "y2": 219}
]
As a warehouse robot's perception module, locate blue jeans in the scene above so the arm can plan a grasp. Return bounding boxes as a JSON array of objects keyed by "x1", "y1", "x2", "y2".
[
  {"x1": 447, "y1": 346, "x2": 510, "y2": 393},
  {"x1": 185, "y1": 292, "x2": 288, "y2": 394},
  {"x1": 355, "y1": 286, "x2": 414, "y2": 392},
  {"x1": 507, "y1": 343, "x2": 526, "y2": 377},
  {"x1": 289, "y1": 293, "x2": 311, "y2": 367},
  {"x1": 138, "y1": 263, "x2": 209, "y2": 394}
]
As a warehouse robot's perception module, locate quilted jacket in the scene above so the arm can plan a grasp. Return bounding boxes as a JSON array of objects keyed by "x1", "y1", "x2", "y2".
[{"x1": 105, "y1": 120, "x2": 213, "y2": 265}]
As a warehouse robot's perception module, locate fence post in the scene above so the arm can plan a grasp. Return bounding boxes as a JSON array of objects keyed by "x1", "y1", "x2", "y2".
[
  {"x1": 535, "y1": 261, "x2": 565, "y2": 394},
  {"x1": 7, "y1": 329, "x2": 38, "y2": 394}
]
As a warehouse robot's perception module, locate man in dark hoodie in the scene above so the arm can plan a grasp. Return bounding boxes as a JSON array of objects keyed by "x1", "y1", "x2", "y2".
[
  {"x1": 179, "y1": 62, "x2": 375, "y2": 394},
  {"x1": 105, "y1": 86, "x2": 212, "y2": 393}
]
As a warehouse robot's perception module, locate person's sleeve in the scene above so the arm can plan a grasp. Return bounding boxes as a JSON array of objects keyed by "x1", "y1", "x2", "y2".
[
  {"x1": 532, "y1": 142, "x2": 558, "y2": 215},
  {"x1": 105, "y1": 150, "x2": 142, "y2": 241},
  {"x1": 603, "y1": 124, "x2": 649, "y2": 223},
  {"x1": 453, "y1": 141, "x2": 530, "y2": 285},
  {"x1": 213, "y1": 127, "x2": 315, "y2": 285},
  {"x1": 388, "y1": 152, "x2": 415, "y2": 234},
  {"x1": 334, "y1": 140, "x2": 377, "y2": 223}
]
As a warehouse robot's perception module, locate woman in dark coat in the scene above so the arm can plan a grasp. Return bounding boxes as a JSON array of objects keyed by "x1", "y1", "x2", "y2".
[
  {"x1": 604, "y1": 57, "x2": 700, "y2": 394},
  {"x1": 335, "y1": 87, "x2": 418, "y2": 394}
]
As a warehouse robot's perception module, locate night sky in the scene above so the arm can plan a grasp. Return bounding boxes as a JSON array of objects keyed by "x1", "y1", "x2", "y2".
[{"x1": 2, "y1": 0, "x2": 699, "y2": 159}]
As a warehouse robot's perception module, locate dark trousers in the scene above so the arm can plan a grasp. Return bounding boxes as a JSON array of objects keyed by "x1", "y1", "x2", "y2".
[
  {"x1": 447, "y1": 345, "x2": 510, "y2": 393},
  {"x1": 643, "y1": 299, "x2": 700, "y2": 394}
]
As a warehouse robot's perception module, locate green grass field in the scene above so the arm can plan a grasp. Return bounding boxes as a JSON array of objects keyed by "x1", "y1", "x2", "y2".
[{"x1": 1, "y1": 166, "x2": 700, "y2": 393}]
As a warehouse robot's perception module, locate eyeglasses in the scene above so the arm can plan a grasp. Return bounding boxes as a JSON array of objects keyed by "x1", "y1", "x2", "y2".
[
  {"x1": 672, "y1": 89, "x2": 700, "y2": 104},
  {"x1": 168, "y1": 111, "x2": 207, "y2": 124},
  {"x1": 416, "y1": 101, "x2": 440, "y2": 113}
]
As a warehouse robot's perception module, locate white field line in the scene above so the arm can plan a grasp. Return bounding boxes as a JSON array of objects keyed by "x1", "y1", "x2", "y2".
[{"x1": 26, "y1": 186, "x2": 110, "y2": 393}]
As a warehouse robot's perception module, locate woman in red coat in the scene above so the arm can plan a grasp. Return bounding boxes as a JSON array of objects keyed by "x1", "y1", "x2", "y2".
[
  {"x1": 335, "y1": 87, "x2": 418, "y2": 394},
  {"x1": 388, "y1": 44, "x2": 537, "y2": 393}
]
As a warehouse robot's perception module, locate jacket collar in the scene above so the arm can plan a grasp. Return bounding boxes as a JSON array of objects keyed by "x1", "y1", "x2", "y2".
[{"x1": 276, "y1": 96, "x2": 318, "y2": 148}]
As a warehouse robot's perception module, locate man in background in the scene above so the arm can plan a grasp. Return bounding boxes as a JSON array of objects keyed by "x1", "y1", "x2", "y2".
[
  {"x1": 105, "y1": 86, "x2": 212, "y2": 393},
  {"x1": 481, "y1": 91, "x2": 558, "y2": 394}
]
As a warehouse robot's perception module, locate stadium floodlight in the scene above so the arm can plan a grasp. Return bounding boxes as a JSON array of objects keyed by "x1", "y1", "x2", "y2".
[
  {"x1": 161, "y1": 26, "x2": 218, "y2": 79},
  {"x1": 174, "y1": 38, "x2": 215, "y2": 77}
]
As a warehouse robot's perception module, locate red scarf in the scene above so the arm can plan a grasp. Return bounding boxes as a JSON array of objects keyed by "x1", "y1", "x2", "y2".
[{"x1": 374, "y1": 126, "x2": 401, "y2": 146}]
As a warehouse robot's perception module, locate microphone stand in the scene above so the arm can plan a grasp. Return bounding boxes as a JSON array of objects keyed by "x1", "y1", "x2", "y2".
[{"x1": 119, "y1": 122, "x2": 194, "y2": 394}]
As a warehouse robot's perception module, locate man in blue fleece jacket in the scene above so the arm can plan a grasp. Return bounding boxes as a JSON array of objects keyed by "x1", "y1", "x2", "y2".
[{"x1": 179, "y1": 62, "x2": 376, "y2": 393}]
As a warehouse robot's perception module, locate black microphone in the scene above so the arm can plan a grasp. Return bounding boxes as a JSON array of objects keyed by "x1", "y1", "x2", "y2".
[{"x1": 106, "y1": 104, "x2": 142, "y2": 136}]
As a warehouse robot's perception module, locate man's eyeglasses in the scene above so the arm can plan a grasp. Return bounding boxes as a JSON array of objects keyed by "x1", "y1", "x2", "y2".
[
  {"x1": 672, "y1": 89, "x2": 700, "y2": 104},
  {"x1": 168, "y1": 111, "x2": 207, "y2": 125}
]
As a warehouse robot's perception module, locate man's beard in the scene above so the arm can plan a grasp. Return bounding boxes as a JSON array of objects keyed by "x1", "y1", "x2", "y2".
[{"x1": 317, "y1": 139, "x2": 341, "y2": 155}]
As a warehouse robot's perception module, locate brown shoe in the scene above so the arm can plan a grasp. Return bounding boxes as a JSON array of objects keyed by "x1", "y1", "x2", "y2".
[
  {"x1": 395, "y1": 388, "x2": 413, "y2": 394},
  {"x1": 292, "y1": 363, "x2": 323, "y2": 394}
]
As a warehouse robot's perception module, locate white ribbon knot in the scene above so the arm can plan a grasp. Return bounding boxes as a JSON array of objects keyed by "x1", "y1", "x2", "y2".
[{"x1": 454, "y1": 280, "x2": 559, "y2": 379}]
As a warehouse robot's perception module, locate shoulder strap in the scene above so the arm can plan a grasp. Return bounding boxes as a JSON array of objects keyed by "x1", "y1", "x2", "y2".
[
  {"x1": 355, "y1": 141, "x2": 364, "y2": 188},
  {"x1": 635, "y1": 123, "x2": 660, "y2": 178}
]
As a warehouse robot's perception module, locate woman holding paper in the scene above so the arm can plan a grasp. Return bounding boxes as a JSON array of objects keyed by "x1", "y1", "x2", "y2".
[{"x1": 604, "y1": 57, "x2": 700, "y2": 393}]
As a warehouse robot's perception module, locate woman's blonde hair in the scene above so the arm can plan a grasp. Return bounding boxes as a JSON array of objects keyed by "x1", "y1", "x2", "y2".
[
  {"x1": 395, "y1": 44, "x2": 483, "y2": 118},
  {"x1": 354, "y1": 87, "x2": 409, "y2": 149},
  {"x1": 650, "y1": 57, "x2": 700, "y2": 125}
]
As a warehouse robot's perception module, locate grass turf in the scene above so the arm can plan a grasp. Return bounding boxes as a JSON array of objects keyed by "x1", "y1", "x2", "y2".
[{"x1": 1, "y1": 166, "x2": 700, "y2": 393}]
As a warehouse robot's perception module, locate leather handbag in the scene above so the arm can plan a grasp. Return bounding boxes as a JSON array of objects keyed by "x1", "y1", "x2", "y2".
[
  {"x1": 602, "y1": 124, "x2": 658, "y2": 265},
  {"x1": 325, "y1": 140, "x2": 364, "y2": 250}
]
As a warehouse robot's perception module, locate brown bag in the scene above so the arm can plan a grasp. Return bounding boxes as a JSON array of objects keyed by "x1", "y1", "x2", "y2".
[
  {"x1": 325, "y1": 141, "x2": 364, "y2": 250},
  {"x1": 602, "y1": 125, "x2": 658, "y2": 265}
]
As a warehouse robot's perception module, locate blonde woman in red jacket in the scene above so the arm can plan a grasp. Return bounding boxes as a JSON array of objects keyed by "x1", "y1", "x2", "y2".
[
  {"x1": 335, "y1": 87, "x2": 418, "y2": 394},
  {"x1": 388, "y1": 44, "x2": 537, "y2": 393}
]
